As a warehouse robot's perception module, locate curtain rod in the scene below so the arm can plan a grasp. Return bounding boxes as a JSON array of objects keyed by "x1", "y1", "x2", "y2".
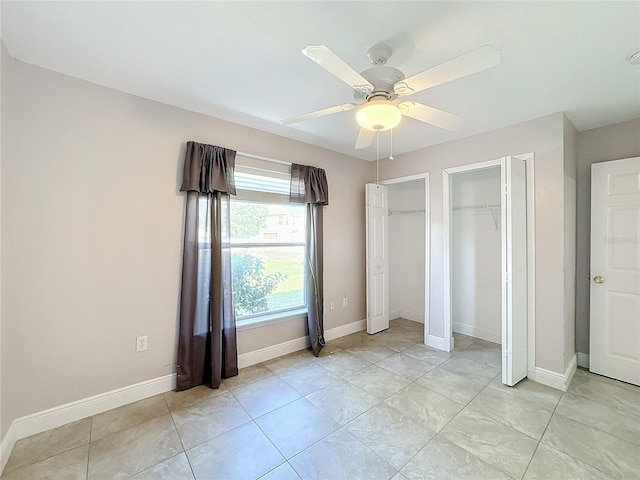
[{"x1": 236, "y1": 151, "x2": 292, "y2": 167}]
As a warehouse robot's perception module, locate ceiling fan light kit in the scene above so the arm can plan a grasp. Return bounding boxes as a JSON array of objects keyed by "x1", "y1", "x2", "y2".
[{"x1": 356, "y1": 96, "x2": 402, "y2": 131}]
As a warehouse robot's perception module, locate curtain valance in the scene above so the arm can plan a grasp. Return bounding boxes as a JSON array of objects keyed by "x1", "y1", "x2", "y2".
[
  {"x1": 290, "y1": 163, "x2": 329, "y2": 205},
  {"x1": 180, "y1": 141, "x2": 237, "y2": 195}
]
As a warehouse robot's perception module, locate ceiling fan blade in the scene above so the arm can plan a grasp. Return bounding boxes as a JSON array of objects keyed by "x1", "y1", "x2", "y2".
[
  {"x1": 302, "y1": 45, "x2": 374, "y2": 94},
  {"x1": 355, "y1": 128, "x2": 375, "y2": 149},
  {"x1": 281, "y1": 103, "x2": 356, "y2": 125},
  {"x1": 394, "y1": 45, "x2": 501, "y2": 96},
  {"x1": 399, "y1": 101, "x2": 464, "y2": 131}
]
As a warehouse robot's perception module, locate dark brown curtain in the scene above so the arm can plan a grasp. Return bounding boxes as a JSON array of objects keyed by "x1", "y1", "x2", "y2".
[
  {"x1": 177, "y1": 141, "x2": 238, "y2": 391},
  {"x1": 290, "y1": 163, "x2": 329, "y2": 356}
]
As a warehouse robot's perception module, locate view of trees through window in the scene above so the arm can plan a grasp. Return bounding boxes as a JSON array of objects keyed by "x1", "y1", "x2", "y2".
[{"x1": 230, "y1": 200, "x2": 305, "y2": 318}]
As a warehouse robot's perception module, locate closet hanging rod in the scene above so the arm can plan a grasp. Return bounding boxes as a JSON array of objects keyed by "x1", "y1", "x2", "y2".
[
  {"x1": 452, "y1": 204, "x2": 500, "y2": 211},
  {"x1": 236, "y1": 151, "x2": 292, "y2": 167},
  {"x1": 389, "y1": 209, "x2": 425, "y2": 215}
]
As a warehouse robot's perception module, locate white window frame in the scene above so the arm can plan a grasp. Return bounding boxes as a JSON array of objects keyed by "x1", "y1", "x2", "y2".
[{"x1": 231, "y1": 161, "x2": 308, "y2": 329}]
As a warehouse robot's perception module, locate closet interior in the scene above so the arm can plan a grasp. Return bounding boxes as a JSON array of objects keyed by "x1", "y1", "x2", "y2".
[
  {"x1": 387, "y1": 179, "x2": 426, "y2": 332},
  {"x1": 451, "y1": 167, "x2": 502, "y2": 345}
]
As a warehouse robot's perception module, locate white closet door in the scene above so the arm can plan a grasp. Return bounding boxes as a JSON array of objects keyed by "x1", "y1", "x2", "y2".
[
  {"x1": 501, "y1": 156, "x2": 528, "y2": 386},
  {"x1": 366, "y1": 183, "x2": 389, "y2": 334}
]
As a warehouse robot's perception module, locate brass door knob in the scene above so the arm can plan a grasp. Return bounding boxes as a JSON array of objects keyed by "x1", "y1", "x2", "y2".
[{"x1": 593, "y1": 275, "x2": 605, "y2": 284}]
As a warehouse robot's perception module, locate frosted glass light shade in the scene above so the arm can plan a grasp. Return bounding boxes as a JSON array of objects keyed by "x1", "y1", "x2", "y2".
[{"x1": 356, "y1": 99, "x2": 401, "y2": 131}]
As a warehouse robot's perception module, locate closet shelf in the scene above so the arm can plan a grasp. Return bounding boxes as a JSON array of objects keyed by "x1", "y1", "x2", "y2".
[
  {"x1": 452, "y1": 204, "x2": 500, "y2": 230},
  {"x1": 452, "y1": 204, "x2": 500, "y2": 211},
  {"x1": 388, "y1": 209, "x2": 425, "y2": 216}
]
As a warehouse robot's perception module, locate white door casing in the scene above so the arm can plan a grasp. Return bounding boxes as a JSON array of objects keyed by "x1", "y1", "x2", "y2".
[
  {"x1": 590, "y1": 157, "x2": 640, "y2": 386},
  {"x1": 501, "y1": 155, "x2": 528, "y2": 386},
  {"x1": 366, "y1": 183, "x2": 389, "y2": 334}
]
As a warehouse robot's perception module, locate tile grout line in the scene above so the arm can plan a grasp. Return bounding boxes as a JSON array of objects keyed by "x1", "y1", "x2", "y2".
[
  {"x1": 226, "y1": 377, "x2": 312, "y2": 477},
  {"x1": 519, "y1": 387, "x2": 563, "y2": 480},
  {"x1": 378, "y1": 372, "x2": 442, "y2": 476},
  {"x1": 415, "y1": 371, "x2": 511, "y2": 477},
  {"x1": 541, "y1": 409, "x2": 640, "y2": 479},
  {"x1": 400, "y1": 337, "x2": 528, "y2": 479},
  {"x1": 282, "y1": 336, "x2": 421, "y2": 477},
  {"x1": 162, "y1": 392, "x2": 197, "y2": 480},
  {"x1": 85, "y1": 416, "x2": 92, "y2": 480},
  {"x1": 562, "y1": 381, "x2": 640, "y2": 419},
  {"x1": 551, "y1": 404, "x2": 640, "y2": 445},
  {"x1": 250, "y1": 417, "x2": 292, "y2": 477},
  {"x1": 2, "y1": 419, "x2": 94, "y2": 478},
  {"x1": 556, "y1": 373, "x2": 640, "y2": 444},
  {"x1": 345, "y1": 333, "x2": 457, "y2": 474},
  {"x1": 520, "y1": 376, "x2": 635, "y2": 480},
  {"x1": 362, "y1": 335, "x2": 497, "y2": 477},
  {"x1": 450, "y1": 340, "x2": 545, "y2": 480}
]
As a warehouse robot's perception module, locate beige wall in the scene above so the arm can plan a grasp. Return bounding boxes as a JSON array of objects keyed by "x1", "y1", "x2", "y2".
[
  {"x1": 380, "y1": 112, "x2": 572, "y2": 374},
  {"x1": 575, "y1": 119, "x2": 640, "y2": 355},
  {"x1": 0, "y1": 55, "x2": 374, "y2": 436},
  {"x1": 0, "y1": 38, "x2": 5, "y2": 446},
  {"x1": 563, "y1": 114, "x2": 578, "y2": 371}
]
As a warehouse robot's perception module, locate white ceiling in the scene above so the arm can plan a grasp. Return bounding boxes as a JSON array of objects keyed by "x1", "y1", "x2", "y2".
[{"x1": 1, "y1": 1, "x2": 639, "y2": 161}]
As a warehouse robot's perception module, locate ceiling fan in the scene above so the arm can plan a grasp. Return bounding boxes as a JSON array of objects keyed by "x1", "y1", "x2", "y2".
[{"x1": 281, "y1": 43, "x2": 501, "y2": 149}]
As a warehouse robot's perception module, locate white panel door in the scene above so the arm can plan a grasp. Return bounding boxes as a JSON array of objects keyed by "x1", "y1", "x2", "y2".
[
  {"x1": 501, "y1": 156, "x2": 528, "y2": 386},
  {"x1": 366, "y1": 183, "x2": 389, "y2": 334},
  {"x1": 590, "y1": 157, "x2": 640, "y2": 386}
]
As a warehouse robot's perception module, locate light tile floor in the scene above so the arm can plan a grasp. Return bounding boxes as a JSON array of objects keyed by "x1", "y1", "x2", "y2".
[{"x1": 3, "y1": 318, "x2": 639, "y2": 480}]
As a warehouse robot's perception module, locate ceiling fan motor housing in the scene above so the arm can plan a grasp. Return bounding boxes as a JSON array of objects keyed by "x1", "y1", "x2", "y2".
[
  {"x1": 367, "y1": 43, "x2": 393, "y2": 66},
  {"x1": 359, "y1": 66, "x2": 405, "y2": 100}
]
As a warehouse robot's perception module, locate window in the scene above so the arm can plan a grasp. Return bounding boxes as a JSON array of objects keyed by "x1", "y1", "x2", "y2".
[{"x1": 230, "y1": 160, "x2": 306, "y2": 324}]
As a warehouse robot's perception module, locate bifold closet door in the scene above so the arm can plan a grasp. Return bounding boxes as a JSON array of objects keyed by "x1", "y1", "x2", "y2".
[
  {"x1": 366, "y1": 183, "x2": 389, "y2": 334},
  {"x1": 501, "y1": 156, "x2": 528, "y2": 386}
]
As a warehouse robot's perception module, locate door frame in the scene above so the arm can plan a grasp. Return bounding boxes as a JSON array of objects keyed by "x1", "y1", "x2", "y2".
[
  {"x1": 381, "y1": 173, "x2": 430, "y2": 344},
  {"x1": 442, "y1": 154, "x2": 536, "y2": 378}
]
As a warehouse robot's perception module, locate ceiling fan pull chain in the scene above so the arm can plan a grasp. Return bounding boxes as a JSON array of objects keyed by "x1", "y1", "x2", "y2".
[
  {"x1": 376, "y1": 130, "x2": 380, "y2": 184},
  {"x1": 389, "y1": 129, "x2": 394, "y2": 161}
]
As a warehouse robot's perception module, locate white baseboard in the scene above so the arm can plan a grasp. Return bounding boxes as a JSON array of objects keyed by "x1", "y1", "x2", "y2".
[
  {"x1": 0, "y1": 373, "x2": 176, "y2": 475},
  {"x1": 238, "y1": 336, "x2": 310, "y2": 369},
  {"x1": 325, "y1": 319, "x2": 366, "y2": 341},
  {"x1": 237, "y1": 318, "x2": 367, "y2": 369},
  {"x1": 15, "y1": 374, "x2": 176, "y2": 440},
  {"x1": 1, "y1": 319, "x2": 366, "y2": 474},
  {"x1": 399, "y1": 310, "x2": 425, "y2": 324},
  {"x1": 1, "y1": 421, "x2": 17, "y2": 475},
  {"x1": 425, "y1": 334, "x2": 448, "y2": 351},
  {"x1": 530, "y1": 354, "x2": 577, "y2": 392},
  {"x1": 577, "y1": 352, "x2": 589, "y2": 369},
  {"x1": 453, "y1": 322, "x2": 501, "y2": 344},
  {"x1": 390, "y1": 310, "x2": 424, "y2": 324}
]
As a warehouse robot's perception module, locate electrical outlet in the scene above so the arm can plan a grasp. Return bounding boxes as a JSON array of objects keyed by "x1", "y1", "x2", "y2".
[
  {"x1": 343, "y1": 297, "x2": 348, "y2": 308},
  {"x1": 136, "y1": 335, "x2": 148, "y2": 352},
  {"x1": 330, "y1": 301, "x2": 335, "y2": 311}
]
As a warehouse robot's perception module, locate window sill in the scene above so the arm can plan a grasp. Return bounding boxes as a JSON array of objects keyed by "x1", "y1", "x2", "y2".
[{"x1": 236, "y1": 308, "x2": 308, "y2": 332}]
